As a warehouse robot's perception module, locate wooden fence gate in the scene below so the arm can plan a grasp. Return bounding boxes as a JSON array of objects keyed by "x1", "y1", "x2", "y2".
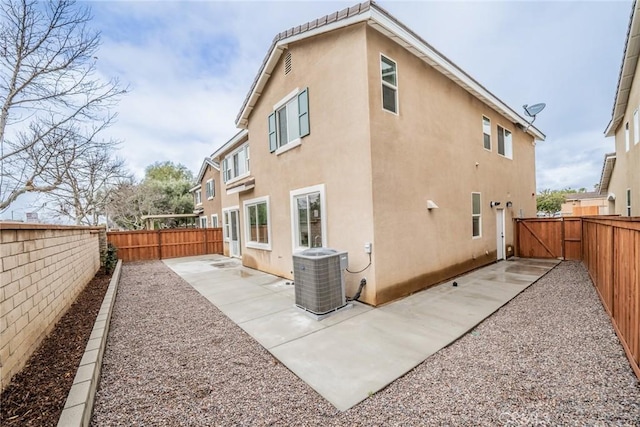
[
  {"x1": 107, "y1": 228, "x2": 223, "y2": 262},
  {"x1": 514, "y1": 217, "x2": 583, "y2": 260}
]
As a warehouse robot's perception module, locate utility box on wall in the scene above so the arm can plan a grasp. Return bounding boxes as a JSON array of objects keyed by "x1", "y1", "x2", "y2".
[{"x1": 293, "y1": 248, "x2": 348, "y2": 316}]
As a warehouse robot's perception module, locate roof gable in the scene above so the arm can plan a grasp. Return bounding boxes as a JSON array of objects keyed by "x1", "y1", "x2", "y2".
[
  {"x1": 605, "y1": 1, "x2": 640, "y2": 136},
  {"x1": 235, "y1": 0, "x2": 545, "y2": 141}
]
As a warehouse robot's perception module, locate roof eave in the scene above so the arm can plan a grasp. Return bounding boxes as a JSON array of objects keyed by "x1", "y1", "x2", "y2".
[
  {"x1": 605, "y1": 1, "x2": 640, "y2": 136},
  {"x1": 210, "y1": 129, "x2": 249, "y2": 160},
  {"x1": 235, "y1": 1, "x2": 546, "y2": 141},
  {"x1": 235, "y1": 11, "x2": 372, "y2": 128}
]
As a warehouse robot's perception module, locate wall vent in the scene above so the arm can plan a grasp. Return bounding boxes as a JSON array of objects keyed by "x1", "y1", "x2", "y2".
[{"x1": 284, "y1": 51, "x2": 292, "y2": 75}]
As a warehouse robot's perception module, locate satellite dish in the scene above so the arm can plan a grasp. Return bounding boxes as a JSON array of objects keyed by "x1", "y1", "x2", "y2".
[{"x1": 523, "y1": 103, "x2": 546, "y2": 117}]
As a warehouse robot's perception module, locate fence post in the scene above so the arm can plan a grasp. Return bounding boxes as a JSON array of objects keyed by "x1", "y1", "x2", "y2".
[
  {"x1": 157, "y1": 229, "x2": 163, "y2": 260},
  {"x1": 98, "y1": 226, "x2": 108, "y2": 267}
]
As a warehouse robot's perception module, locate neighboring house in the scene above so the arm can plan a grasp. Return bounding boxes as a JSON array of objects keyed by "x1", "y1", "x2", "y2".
[
  {"x1": 560, "y1": 192, "x2": 610, "y2": 216},
  {"x1": 216, "y1": 1, "x2": 545, "y2": 306},
  {"x1": 189, "y1": 157, "x2": 221, "y2": 228},
  {"x1": 209, "y1": 130, "x2": 250, "y2": 258},
  {"x1": 604, "y1": 0, "x2": 640, "y2": 216}
]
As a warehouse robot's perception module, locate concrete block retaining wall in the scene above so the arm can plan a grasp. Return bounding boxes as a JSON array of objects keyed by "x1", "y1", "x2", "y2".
[{"x1": 0, "y1": 223, "x2": 102, "y2": 393}]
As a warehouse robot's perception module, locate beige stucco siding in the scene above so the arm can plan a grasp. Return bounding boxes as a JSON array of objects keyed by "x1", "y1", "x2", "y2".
[
  {"x1": 366, "y1": 27, "x2": 536, "y2": 303},
  {"x1": 241, "y1": 24, "x2": 376, "y2": 299},
  {"x1": 199, "y1": 165, "x2": 222, "y2": 226},
  {"x1": 609, "y1": 58, "x2": 640, "y2": 216}
]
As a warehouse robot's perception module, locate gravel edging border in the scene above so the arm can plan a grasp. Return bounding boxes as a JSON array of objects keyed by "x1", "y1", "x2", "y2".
[{"x1": 56, "y1": 260, "x2": 123, "y2": 427}]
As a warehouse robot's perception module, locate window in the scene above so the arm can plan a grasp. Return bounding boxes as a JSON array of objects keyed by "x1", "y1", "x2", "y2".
[
  {"x1": 627, "y1": 188, "x2": 632, "y2": 216},
  {"x1": 381, "y1": 55, "x2": 398, "y2": 113},
  {"x1": 244, "y1": 196, "x2": 271, "y2": 250},
  {"x1": 268, "y1": 88, "x2": 310, "y2": 153},
  {"x1": 223, "y1": 144, "x2": 250, "y2": 183},
  {"x1": 195, "y1": 189, "x2": 202, "y2": 205},
  {"x1": 206, "y1": 179, "x2": 215, "y2": 199},
  {"x1": 497, "y1": 125, "x2": 512, "y2": 159},
  {"x1": 625, "y1": 122, "x2": 630, "y2": 152},
  {"x1": 223, "y1": 211, "x2": 230, "y2": 240},
  {"x1": 291, "y1": 184, "x2": 326, "y2": 251},
  {"x1": 482, "y1": 116, "x2": 491, "y2": 150},
  {"x1": 634, "y1": 110, "x2": 639, "y2": 145},
  {"x1": 199, "y1": 216, "x2": 207, "y2": 228},
  {"x1": 472, "y1": 193, "x2": 481, "y2": 238},
  {"x1": 211, "y1": 214, "x2": 218, "y2": 228}
]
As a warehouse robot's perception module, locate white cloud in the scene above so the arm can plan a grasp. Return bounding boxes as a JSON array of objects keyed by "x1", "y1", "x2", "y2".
[{"x1": 88, "y1": 0, "x2": 631, "y2": 189}]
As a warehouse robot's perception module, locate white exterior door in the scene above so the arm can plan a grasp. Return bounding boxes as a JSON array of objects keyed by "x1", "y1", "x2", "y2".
[
  {"x1": 229, "y1": 209, "x2": 241, "y2": 257},
  {"x1": 496, "y1": 208, "x2": 505, "y2": 260}
]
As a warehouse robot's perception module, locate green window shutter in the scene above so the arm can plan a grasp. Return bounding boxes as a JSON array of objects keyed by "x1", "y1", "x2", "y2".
[
  {"x1": 268, "y1": 112, "x2": 277, "y2": 152},
  {"x1": 298, "y1": 88, "x2": 309, "y2": 138}
]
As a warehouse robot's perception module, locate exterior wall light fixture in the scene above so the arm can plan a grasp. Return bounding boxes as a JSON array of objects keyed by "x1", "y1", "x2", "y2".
[{"x1": 489, "y1": 201, "x2": 501, "y2": 208}]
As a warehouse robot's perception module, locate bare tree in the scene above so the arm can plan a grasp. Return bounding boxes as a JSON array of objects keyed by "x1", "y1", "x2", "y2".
[
  {"x1": 45, "y1": 146, "x2": 131, "y2": 225},
  {"x1": 0, "y1": 0, "x2": 127, "y2": 211}
]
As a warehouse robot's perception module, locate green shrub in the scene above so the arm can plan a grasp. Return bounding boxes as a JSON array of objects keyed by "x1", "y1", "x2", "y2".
[{"x1": 103, "y1": 243, "x2": 118, "y2": 275}]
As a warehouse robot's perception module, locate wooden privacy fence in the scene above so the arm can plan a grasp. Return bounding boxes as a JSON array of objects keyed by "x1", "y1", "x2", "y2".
[
  {"x1": 107, "y1": 228, "x2": 223, "y2": 262},
  {"x1": 515, "y1": 216, "x2": 640, "y2": 379}
]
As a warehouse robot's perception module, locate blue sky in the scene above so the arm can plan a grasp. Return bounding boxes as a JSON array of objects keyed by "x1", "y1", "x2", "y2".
[{"x1": 3, "y1": 0, "x2": 634, "y2": 219}]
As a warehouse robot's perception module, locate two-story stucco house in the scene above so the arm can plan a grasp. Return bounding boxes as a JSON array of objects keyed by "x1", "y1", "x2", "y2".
[
  {"x1": 190, "y1": 157, "x2": 222, "y2": 228},
  {"x1": 216, "y1": 1, "x2": 545, "y2": 306},
  {"x1": 602, "y1": 1, "x2": 640, "y2": 216}
]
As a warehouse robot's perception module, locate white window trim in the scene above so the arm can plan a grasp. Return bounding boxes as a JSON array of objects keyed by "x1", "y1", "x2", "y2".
[
  {"x1": 273, "y1": 87, "x2": 300, "y2": 110},
  {"x1": 199, "y1": 216, "x2": 207, "y2": 228},
  {"x1": 195, "y1": 189, "x2": 202, "y2": 206},
  {"x1": 290, "y1": 184, "x2": 327, "y2": 253},
  {"x1": 482, "y1": 115, "x2": 491, "y2": 151},
  {"x1": 206, "y1": 179, "x2": 214, "y2": 200},
  {"x1": 634, "y1": 109, "x2": 639, "y2": 145},
  {"x1": 243, "y1": 196, "x2": 272, "y2": 251},
  {"x1": 496, "y1": 123, "x2": 513, "y2": 160},
  {"x1": 472, "y1": 192, "x2": 482, "y2": 239},
  {"x1": 224, "y1": 143, "x2": 250, "y2": 185},
  {"x1": 380, "y1": 53, "x2": 399, "y2": 115},
  {"x1": 272, "y1": 87, "x2": 304, "y2": 152},
  {"x1": 222, "y1": 206, "x2": 239, "y2": 242},
  {"x1": 275, "y1": 137, "x2": 301, "y2": 155},
  {"x1": 625, "y1": 122, "x2": 630, "y2": 152},
  {"x1": 211, "y1": 214, "x2": 218, "y2": 228}
]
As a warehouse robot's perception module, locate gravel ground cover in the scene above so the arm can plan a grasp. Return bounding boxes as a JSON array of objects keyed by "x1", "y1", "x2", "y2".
[{"x1": 91, "y1": 261, "x2": 640, "y2": 426}]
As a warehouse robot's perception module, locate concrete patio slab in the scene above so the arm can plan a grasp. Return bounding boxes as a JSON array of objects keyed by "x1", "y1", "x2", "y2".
[{"x1": 163, "y1": 255, "x2": 559, "y2": 411}]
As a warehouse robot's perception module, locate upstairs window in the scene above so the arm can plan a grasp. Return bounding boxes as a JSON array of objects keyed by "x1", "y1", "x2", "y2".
[
  {"x1": 482, "y1": 116, "x2": 491, "y2": 150},
  {"x1": 268, "y1": 88, "x2": 310, "y2": 153},
  {"x1": 625, "y1": 122, "x2": 630, "y2": 152},
  {"x1": 497, "y1": 125, "x2": 512, "y2": 159},
  {"x1": 206, "y1": 179, "x2": 215, "y2": 199},
  {"x1": 472, "y1": 193, "x2": 481, "y2": 238},
  {"x1": 195, "y1": 189, "x2": 202, "y2": 205},
  {"x1": 634, "y1": 110, "x2": 639, "y2": 145},
  {"x1": 223, "y1": 144, "x2": 250, "y2": 183},
  {"x1": 381, "y1": 55, "x2": 398, "y2": 113}
]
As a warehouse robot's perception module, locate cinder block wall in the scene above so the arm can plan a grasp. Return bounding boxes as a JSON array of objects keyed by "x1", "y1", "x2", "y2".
[{"x1": 0, "y1": 223, "x2": 101, "y2": 393}]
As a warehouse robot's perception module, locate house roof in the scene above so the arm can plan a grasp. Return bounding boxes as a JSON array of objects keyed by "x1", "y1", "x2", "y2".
[
  {"x1": 605, "y1": 1, "x2": 640, "y2": 136},
  {"x1": 598, "y1": 152, "x2": 617, "y2": 195},
  {"x1": 210, "y1": 129, "x2": 249, "y2": 161},
  {"x1": 194, "y1": 157, "x2": 219, "y2": 185},
  {"x1": 564, "y1": 191, "x2": 604, "y2": 201},
  {"x1": 235, "y1": 0, "x2": 545, "y2": 141}
]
